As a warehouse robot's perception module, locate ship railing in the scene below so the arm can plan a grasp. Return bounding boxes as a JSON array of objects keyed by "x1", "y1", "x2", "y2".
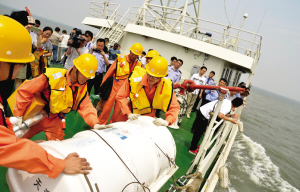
[
  {"x1": 173, "y1": 89, "x2": 240, "y2": 191},
  {"x1": 89, "y1": 1, "x2": 119, "y2": 20},
  {"x1": 92, "y1": 2, "x2": 120, "y2": 44},
  {"x1": 96, "y1": 6, "x2": 142, "y2": 47},
  {"x1": 120, "y1": 5, "x2": 262, "y2": 59}
]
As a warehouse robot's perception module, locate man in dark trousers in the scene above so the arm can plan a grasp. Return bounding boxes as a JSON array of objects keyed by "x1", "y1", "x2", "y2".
[{"x1": 189, "y1": 98, "x2": 243, "y2": 155}]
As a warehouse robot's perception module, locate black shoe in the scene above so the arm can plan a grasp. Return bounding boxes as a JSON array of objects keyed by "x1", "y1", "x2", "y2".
[{"x1": 191, "y1": 128, "x2": 195, "y2": 134}]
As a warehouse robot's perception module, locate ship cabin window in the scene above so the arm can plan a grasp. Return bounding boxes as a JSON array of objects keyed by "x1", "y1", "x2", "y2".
[
  {"x1": 233, "y1": 71, "x2": 242, "y2": 86},
  {"x1": 221, "y1": 68, "x2": 233, "y2": 85}
]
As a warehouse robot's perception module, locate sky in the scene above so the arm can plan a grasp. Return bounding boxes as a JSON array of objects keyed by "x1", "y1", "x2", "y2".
[{"x1": 0, "y1": 0, "x2": 299, "y2": 102}]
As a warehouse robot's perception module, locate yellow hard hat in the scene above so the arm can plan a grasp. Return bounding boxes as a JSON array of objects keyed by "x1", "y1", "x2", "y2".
[
  {"x1": 145, "y1": 50, "x2": 159, "y2": 58},
  {"x1": 146, "y1": 56, "x2": 168, "y2": 77},
  {"x1": 73, "y1": 53, "x2": 98, "y2": 79},
  {"x1": 130, "y1": 43, "x2": 143, "y2": 55},
  {"x1": 0, "y1": 16, "x2": 34, "y2": 63}
]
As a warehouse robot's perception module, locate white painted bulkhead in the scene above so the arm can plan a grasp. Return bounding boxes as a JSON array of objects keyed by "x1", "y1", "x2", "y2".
[
  {"x1": 119, "y1": 32, "x2": 226, "y2": 80},
  {"x1": 119, "y1": 31, "x2": 250, "y2": 86}
]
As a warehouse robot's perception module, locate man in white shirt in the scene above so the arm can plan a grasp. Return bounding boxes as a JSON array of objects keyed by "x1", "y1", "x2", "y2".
[
  {"x1": 139, "y1": 51, "x2": 146, "y2": 66},
  {"x1": 49, "y1": 27, "x2": 61, "y2": 65},
  {"x1": 192, "y1": 71, "x2": 216, "y2": 111},
  {"x1": 84, "y1": 30, "x2": 94, "y2": 52},
  {"x1": 189, "y1": 98, "x2": 243, "y2": 155},
  {"x1": 59, "y1": 30, "x2": 70, "y2": 59},
  {"x1": 87, "y1": 38, "x2": 109, "y2": 95},
  {"x1": 64, "y1": 34, "x2": 89, "y2": 70},
  {"x1": 186, "y1": 66, "x2": 207, "y2": 118}
]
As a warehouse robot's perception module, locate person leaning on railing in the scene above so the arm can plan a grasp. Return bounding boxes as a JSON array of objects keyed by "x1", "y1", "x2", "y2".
[{"x1": 188, "y1": 97, "x2": 243, "y2": 155}]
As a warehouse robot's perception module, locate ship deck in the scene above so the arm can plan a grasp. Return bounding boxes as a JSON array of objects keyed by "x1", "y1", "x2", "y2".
[{"x1": 0, "y1": 64, "x2": 197, "y2": 192}]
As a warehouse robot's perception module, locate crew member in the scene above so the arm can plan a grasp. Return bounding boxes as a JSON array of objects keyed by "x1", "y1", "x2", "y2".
[
  {"x1": 142, "y1": 49, "x2": 159, "y2": 68},
  {"x1": 115, "y1": 57, "x2": 180, "y2": 126},
  {"x1": 14, "y1": 53, "x2": 111, "y2": 141},
  {"x1": 189, "y1": 98, "x2": 243, "y2": 155},
  {"x1": 0, "y1": 15, "x2": 91, "y2": 178},
  {"x1": 98, "y1": 43, "x2": 143, "y2": 124},
  {"x1": 202, "y1": 78, "x2": 227, "y2": 106}
]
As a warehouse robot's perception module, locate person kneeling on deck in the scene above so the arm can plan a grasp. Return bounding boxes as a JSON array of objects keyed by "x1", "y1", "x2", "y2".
[
  {"x1": 98, "y1": 43, "x2": 143, "y2": 124},
  {"x1": 0, "y1": 15, "x2": 91, "y2": 178},
  {"x1": 189, "y1": 98, "x2": 243, "y2": 155},
  {"x1": 115, "y1": 56, "x2": 180, "y2": 126},
  {"x1": 14, "y1": 53, "x2": 111, "y2": 141}
]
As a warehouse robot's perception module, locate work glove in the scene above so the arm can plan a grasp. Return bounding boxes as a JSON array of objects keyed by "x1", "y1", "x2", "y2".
[
  {"x1": 153, "y1": 118, "x2": 169, "y2": 127},
  {"x1": 93, "y1": 124, "x2": 113, "y2": 130},
  {"x1": 16, "y1": 116, "x2": 23, "y2": 128},
  {"x1": 128, "y1": 114, "x2": 140, "y2": 121}
]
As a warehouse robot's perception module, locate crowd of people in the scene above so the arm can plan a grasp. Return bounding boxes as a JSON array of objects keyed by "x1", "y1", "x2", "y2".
[{"x1": 0, "y1": 7, "x2": 250, "y2": 180}]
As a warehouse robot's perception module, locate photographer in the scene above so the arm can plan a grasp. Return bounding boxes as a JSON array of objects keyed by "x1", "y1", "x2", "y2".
[
  {"x1": 85, "y1": 30, "x2": 94, "y2": 52},
  {"x1": 87, "y1": 38, "x2": 109, "y2": 95},
  {"x1": 64, "y1": 34, "x2": 89, "y2": 70}
]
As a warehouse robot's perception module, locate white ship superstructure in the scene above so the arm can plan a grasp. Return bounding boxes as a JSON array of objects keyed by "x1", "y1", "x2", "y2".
[{"x1": 82, "y1": 0, "x2": 262, "y2": 86}]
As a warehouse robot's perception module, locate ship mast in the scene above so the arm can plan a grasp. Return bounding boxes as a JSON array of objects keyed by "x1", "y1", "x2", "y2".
[{"x1": 138, "y1": 0, "x2": 202, "y2": 35}]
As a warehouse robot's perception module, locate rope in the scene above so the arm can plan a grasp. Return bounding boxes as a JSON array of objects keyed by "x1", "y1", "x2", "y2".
[
  {"x1": 89, "y1": 130, "x2": 149, "y2": 192},
  {"x1": 121, "y1": 182, "x2": 150, "y2": 192},
  {"x1": 154, "y1": 143, "x2": 176, "y2": 168},
  {"x1": 153, "y1": 140, "x2": 179, "y2": 190},
  {"x1": 173, "y1": 184, "x2": 193, "y2": 190},
  {"x1": 231, "y1": 0, "x2": 241, "y2": 25},
  {"x1": 184, "y1": 172, "x2": 202, "y2": 179}
]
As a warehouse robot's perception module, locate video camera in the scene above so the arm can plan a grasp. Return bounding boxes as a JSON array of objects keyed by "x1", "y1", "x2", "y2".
[{"x1": 67, "y1": 29, "x2": 85, "y2": 48}]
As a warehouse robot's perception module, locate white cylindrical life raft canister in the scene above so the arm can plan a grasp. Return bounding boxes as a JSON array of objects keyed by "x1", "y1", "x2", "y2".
[{"x1": 6, "y1": 116, "x2": 177, "y2": 192}]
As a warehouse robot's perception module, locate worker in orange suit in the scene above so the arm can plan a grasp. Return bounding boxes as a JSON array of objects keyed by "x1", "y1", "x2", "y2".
[
  {"x1": 0, "y1": 15, "x2": 91, "y2": 177},
  {"x1": 98, "y1": 43, "x2": 143, "y2": 124},
  {"x1": 141, "y1": 49, "x2": 159, "y2": 68},
  {"x1": 115, "y1": 56, "x2": 180, "y2": 126},
  {"x1": 14, "y1": 53, "x2": 112, "y2": 141}
]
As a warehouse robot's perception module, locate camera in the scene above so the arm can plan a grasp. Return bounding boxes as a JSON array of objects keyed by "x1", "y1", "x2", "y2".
[
  {"x1": 92, "y1": 49, "x2": 101, "y2": 53},
  {"x1": 67, "y1": 29, "x2": 85, "y2": 48}
]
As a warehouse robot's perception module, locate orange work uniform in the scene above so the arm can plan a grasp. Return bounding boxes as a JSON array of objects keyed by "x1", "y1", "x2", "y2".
[
  {"x1": 98, "y1": 55, "x2": 141, "y2": 124},
  {"x1": 14, "y1": 68, "x2": 99, "y2": 140},
  {"x1": 0, "y1": 125, "x2": 64, "y2": 178},
  {"x1": 115, "y1": 74, "x2": 180, "y2": 125}
]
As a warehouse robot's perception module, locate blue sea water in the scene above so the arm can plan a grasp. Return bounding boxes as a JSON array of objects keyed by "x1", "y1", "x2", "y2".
[
  {"x1": 1, "y1": 3, "x2": 300, "y2": 192},
  {"x1": 216, "y1": 87, "x2": 300, "y2": 192}
]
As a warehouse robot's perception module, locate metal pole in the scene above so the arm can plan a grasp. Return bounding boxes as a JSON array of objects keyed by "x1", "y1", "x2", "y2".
[
  {"x1": 180, "y1": 0, "x2": 189, "y2": 35},
  {"x1": 246, "y1": 73, "x2": 252, "y2": 87},
  {"x1": 236, "y1": 13, "x2": 248, "y2": 51},
  {"x1": 196, "y1": 0, "x2": 202, "y2": 38}
]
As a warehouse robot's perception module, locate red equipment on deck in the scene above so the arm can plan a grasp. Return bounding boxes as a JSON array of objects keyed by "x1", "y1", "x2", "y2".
[{"x1": 174, "y1": 79, "x2": 245, "y2": 95}]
